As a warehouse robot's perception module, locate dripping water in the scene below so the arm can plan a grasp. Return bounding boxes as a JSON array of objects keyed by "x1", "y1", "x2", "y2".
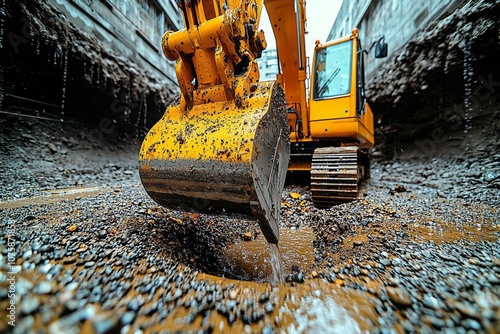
[
  {"x1": 0, "y1": 0, "x2": 4, "y2": 105},
  {"x1": 0, "y1": 0, "x2": 5, "y2": 49},
  {"x1": 142, "y1": 95, "x2": 148, "y2": 129},
  {"x1": 126, "y1": 80, "x2": 132, "y2": 123},
  {"x1": 269, "y1": 242, "x2": 285, "y2": 283},
  {"x1": 89, "y1": 62, "x2": 95, "y2": 84},
  {"x1": 134, "y1": 95, "x2": 140, "y2": 128},
  {"x1": 53, "y1": 50, "x2": 57, "y2": 65},
  {"x1": 96, "y1": 64, "x2": 100, "y2": 86},
  {"x1": 123, "y1": 80, "x2": 131, "y2": 122},
  {"x1": 463, "y1": 33, "x2": 474, "y2": 153},
  {"x1": 60, "y1": 50, "x2": 68, "y2": 119}
]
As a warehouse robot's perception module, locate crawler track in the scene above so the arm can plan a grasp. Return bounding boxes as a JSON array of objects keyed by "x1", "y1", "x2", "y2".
[{"x1": 311, "y1": 146, "x2": 367, "y2": 207}]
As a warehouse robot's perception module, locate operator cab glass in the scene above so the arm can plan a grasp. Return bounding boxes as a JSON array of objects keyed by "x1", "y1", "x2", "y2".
[{"x1": 313, "y1": 40, "x2": 353, "y2": 99}]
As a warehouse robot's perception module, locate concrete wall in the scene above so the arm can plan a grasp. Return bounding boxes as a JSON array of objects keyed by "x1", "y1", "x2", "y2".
[
  {"x1": 49, "y1": 0, "x2": 183, "y2": 87},
  {"x1": 328, "y1": 0, "x2": 464, "y2": 77}
]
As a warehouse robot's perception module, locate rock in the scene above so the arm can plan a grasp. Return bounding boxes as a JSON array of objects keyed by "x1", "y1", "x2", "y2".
[
  {"x1": 48, "y1": 143, "x2": 58, "y2": 153},
  {"x1": 21, "y1": 297, "x2": 40, "y2": 315},
  {"x1": 67, "y1": 225, "x2": 78, "y2": 232},
  {"x1": 229, "y1": 290, "x2": 238, "y2": 300},
  {"x1": 386, "y1": 286, "x2": 412, "y2": 308},
  {"x1": 48, "y1": 306, "x2": 96, "y2": 333},
  {"x1": 120, "y1": 311, "x2": 136, "y2": 326},
  {"x1": 243, "y1": 232, "x2": 253, "y2": 241},
  {"x1": 34, "y1": 281, "x2": 54, "y2": 294},
  {"x1": 81, "y1": 311, "x2": 121, "y2": 334}
]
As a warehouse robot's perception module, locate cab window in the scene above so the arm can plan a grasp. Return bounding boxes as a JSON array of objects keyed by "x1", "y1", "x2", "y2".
[{"x1": 313, "y1": 40, "x2": 352, "y2": 99}]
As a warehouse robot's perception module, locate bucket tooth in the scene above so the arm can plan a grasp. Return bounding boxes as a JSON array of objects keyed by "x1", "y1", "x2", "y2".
[{"x1": 139, "y1": 81, "x2": 290, "y2": 244}]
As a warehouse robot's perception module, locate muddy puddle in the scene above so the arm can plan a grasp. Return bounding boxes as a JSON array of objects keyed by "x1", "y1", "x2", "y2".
[
  {"x1": 151, "y1": 273, "x2": 379, "y2": 333},
  {"x1": 219, "y1": 227, "x2": 316, "y2": 282},
  {"x1": 3, "y1": 259, "x2": 377, "y2": 334},
  {"x1": 2, "y1": 185, "x2": 499, "y2": 333},
  {"x1": 408, "y1": 218, "x2": 499, "y2": 244},
  {"x1": 0, "y1": 186, "x2": 111, "y2": 209}
]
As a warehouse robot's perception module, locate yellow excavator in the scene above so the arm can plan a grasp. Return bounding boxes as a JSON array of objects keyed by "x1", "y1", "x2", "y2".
[{"x1": 138, "y1": 0, "x2": 387, "y2": 245}]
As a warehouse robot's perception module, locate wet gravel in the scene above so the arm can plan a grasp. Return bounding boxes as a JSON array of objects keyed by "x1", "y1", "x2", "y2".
[
  {"x1": 0, "y1": 116, "x2": 499, "y2": 333},
  {"x1": 0, "y1": 117, "x2": 142, "y2": 202}
]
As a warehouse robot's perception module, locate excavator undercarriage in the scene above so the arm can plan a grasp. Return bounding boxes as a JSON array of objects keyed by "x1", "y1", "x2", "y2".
[{"x1": 311, "y1": 146, "x2": 370, "y2": 207}]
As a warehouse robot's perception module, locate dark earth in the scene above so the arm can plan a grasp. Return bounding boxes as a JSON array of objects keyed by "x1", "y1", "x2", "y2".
[{"x1": 1, "y1": 0, "x2": 500, "y2": 333}]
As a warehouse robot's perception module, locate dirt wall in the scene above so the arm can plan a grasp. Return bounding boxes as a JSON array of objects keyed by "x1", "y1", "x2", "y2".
[
  {"x1": 366, "y1": 0, "x2": 500, "y2": 159},
  {"x1": 1, "y1": 0, "x2": 178, "y2": 137}
]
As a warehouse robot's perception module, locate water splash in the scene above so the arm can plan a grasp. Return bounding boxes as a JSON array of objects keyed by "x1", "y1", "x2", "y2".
[
  {"x1": 269, "y1": 243, "x2": 285, "y2": 283},
  {"x1": 286, "y1": 295, "x2": 362, "y2": 334},
  {"x1": 220, "y1": 227, "x2": 315, "y2": 282}
]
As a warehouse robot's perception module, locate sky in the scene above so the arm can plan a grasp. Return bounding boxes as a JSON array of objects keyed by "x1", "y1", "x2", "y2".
[{"x1": 259, "y1": 1, "x2": 343, "y2": 58}]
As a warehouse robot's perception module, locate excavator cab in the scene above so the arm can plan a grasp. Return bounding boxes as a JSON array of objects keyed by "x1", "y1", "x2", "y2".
[
  {"x1": 308, "y1": 30, "x2": 375, "y2": 146},
  {"x1": 289, "y1": 29, "x2": 387, "y2": 206}
]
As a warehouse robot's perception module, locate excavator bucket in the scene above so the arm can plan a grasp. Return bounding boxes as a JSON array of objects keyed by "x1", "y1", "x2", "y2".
[{"x1": 139, "y1": 81, "x2": 290, "y2": 244}]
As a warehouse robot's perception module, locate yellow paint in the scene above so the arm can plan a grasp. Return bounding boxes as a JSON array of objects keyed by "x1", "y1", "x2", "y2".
[
  {"x1": 161, "y1": 0, "x2": 265, "y2": 109},
  {"x1": 140, "y1": 0, "x2": 378, "y2": 219},
  {"x1": 265, "y1": 0, "x2": 310, "y2": 136},
  {"x1": 304, "y1": 30, "x2": 375, "y2": 148},
  {"x1": 139, "y1": 81, "x2": 275, "y2": 165}
]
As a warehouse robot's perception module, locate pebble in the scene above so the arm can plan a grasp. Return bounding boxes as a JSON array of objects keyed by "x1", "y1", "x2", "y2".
[
  {"x1": 21, "y1": 297, "x2": 40, "y2": 315},
  {"x1": 121, "y1": 311, "x2": 136, "y2": 326},
  {"x1": 386, "y1": 286, "x2": 412, "y2": 308}
]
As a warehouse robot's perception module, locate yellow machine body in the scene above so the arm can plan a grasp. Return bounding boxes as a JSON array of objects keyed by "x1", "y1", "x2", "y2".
[
  {"x1": 139, "y1": 0, "x2": 384, "y2": 241},
  {"x1": 309, "y1": 34, "x2": 374, "y2": 145},
  {"x1": 288, "y1": 30, "x2": 375, "y2": 172}
]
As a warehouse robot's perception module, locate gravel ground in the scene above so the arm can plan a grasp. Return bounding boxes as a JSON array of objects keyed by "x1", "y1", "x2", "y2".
[{"x1": 0, "y1": 116, "x2": 499, "y2": 333}]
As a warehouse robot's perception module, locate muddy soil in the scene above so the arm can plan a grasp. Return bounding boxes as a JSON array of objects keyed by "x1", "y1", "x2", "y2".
[{"x1": 0, "y1": 112, "x2": 499, "y2": 333}]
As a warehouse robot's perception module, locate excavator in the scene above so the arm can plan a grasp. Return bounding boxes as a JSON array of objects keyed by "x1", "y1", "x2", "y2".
[{"x1": 138, "y1": 0, "x2": 387, "y2": 245}]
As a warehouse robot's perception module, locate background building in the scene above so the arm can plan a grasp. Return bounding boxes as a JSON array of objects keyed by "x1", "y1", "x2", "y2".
[
  {"x1": 257, "y1": 48, "x2": 279, "y2": 81},
  {"x1": 1, "y1": 0, "x2": 182, "y2": 136},
  {"x1": 49, "y1": 0, "x2": 182, "y2": 88},
  {"x1": 328, "y1": 0, "x2": 464, "y2": 77}
]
